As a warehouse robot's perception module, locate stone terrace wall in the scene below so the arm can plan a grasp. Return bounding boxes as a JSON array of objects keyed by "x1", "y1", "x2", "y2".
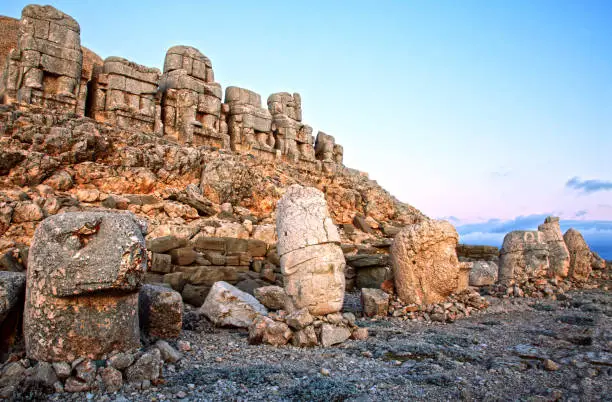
[{"x1": 0, "y1": 5, "x2": 346, "y2": 173}]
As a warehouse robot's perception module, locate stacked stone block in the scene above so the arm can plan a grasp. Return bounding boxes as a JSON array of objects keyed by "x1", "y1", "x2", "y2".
[
  {"x1": 146, "y1": 235, "x2": 275, "y2": 306},
  {"x1": 315, "y1": 131, "x2": 343, "y2": 165},
  {"x1": 267, "y1": 92, "x2": 316, "y2": 162},
  {"x1": 0, "y1": 5, "x2": 83, "y2": 112},
  {"x1": 160, "y1": 46, "x2": 226, "y2": 147},
  {"x1": 225, "y1": 86, "x2": 274, "y2": 154},
  {"x1": 89, "y1": 57, "x2": 162, "y2": 134}
]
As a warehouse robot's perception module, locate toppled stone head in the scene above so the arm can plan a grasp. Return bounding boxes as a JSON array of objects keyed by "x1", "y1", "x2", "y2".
[
  {"x1": 24, "y1": 212, "x2": 147, "y2": 362},
  {"x1": 391, "y1": 219, "x2": 461, "y2": 305},
  {"x1": 276, "y1": 185, "x2": 345, "y2": 315},
  {"x1": 538, "y1": 216, "x2": 570, "y2": 279},
  {"x1": 498, "y1": 230, "x2": 549, "y2": 285}
]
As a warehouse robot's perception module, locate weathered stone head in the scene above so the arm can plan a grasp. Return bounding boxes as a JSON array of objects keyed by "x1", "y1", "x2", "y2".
[
  {"x1": 276, "y1": 185, "x2": 345, "y2": 315},
  {"x1": 24, "y1": 211, "x2": 147, "y2": 361},
  {"x1": 538, "y1": 216, "x2": 570, "y2": 279},
  {"x1": 498, "y1": 230, "x2": 549, "y2": 285},
  {"x1": 391, "y1": 219, "x2": 461, "y2": 305}
]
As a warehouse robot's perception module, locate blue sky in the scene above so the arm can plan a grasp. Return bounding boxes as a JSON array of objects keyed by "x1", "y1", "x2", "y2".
[{"x1": 2, "y1": 1, "x2": 611, "y2": 258}]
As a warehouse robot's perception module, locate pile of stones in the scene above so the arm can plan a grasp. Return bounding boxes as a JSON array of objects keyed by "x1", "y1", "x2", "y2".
[
  {"x1": 0, "y1": 340, "x2": 185, "y2": 396},
  {"x1": 360, "y1": 287, "x2": 489, "y2": 323}
]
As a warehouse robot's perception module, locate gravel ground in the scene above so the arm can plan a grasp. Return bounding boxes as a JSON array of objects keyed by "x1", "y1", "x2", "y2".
[{"x1": 19, "y1": 286, "x2": 612, "y2": 402}]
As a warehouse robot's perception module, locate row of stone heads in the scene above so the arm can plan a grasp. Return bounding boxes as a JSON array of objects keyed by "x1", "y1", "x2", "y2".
[{"x1": 0, "y1": 4, "x2": 344, "y2": 165}]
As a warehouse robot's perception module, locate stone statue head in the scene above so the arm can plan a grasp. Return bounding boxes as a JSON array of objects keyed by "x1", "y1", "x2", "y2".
[{"x1": 280, "y1": 243, "x2": 345, "y2": 315}]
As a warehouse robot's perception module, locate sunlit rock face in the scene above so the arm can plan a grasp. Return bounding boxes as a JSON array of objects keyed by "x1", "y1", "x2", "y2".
[
  {"x1": 563, "y1": 228, "x2": 593, "y2": 283},
  {"x1": 498, "y1": 230, "x2": 550, "y2": 285},
  {"x1": 24, "y1": 211, "x2": 147, "y2": 362},
  {"x1": 276, "y1": 185, "x2": 345, "y2": 315},
  {"x1": 391, "y1": 219, "x2": 461, "y2": 305},
  {"x1": 538, "y1": 216, "x2": 570, "y2": 279}
]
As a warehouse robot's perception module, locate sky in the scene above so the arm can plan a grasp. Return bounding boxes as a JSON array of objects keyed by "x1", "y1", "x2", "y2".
[{"x1": 2, "y1": 1, "x2": 611, "y2": 258}]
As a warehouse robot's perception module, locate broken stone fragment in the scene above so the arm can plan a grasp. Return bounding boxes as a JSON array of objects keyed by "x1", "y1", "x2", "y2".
[
  {"x1": 468, "y1": 261, "x2": 498, "y2": 287},
  {"x1": 124, "y1": 348, "x2": 163, "y2": 384},
  {"x1": 248, "y1": 315, "x2": 292, "y2": 346},
  {"x1": 319, "y1": 324, "x2": 351, "y2": 347},
  {"x1": 291, "y1": 326, "x2": 318, "y2": 347},
  {"x1": 200, "y1": 281, "x2": 267, "y2": 328},
  {"x1": 139, "y1": 284, "x2": 183, "y2": 339},
  {"x1": 253, "y1": 285, "x2": 287, "y2": 310},
  {"x1": 285, "y1": 308, "x2": 314, "y2": 330},
  {"x1": 24, "y1": 211, "x2": 147, "y2": 362},
  {"x1": 564, "y1": 228, "x2": 593, "y2": 282},
  {"x1": 155, "y1": 340, "x2": 182, "y2": 363},
  {"x1": 100, "y1": 366, "x2": 123, "y2": 392},
  {"x1": 361, "y1": 288, "x2": 390, "y2": 317}
]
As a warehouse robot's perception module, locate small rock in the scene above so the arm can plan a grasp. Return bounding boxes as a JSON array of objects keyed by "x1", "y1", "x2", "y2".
[
  {"x1": 285, "y1": 308, "x2": 314, "y2": 330},
  {"x1": 320, "y1": 368, "x2": 330, "y2": 376},
  {"x1": 100, "y1": 366, "x2": 123, "y2": 393},
  {"x1": 351, "y1": 327, "x2": 369, "y2": 340},
  {"x1": 248, "y1": 315, "x2": 292, "y2": 346},
  {"x1": 108, "y1": 352, "x2": 134, "y2": 370},
  {"x1": 52, "y1": 362, "x2": 71, "y2": 380},
  {"x1": 155, "y1": 340, "x2": 182, "y2": 363},
  {"x1": 544, "y1": 359, "x2": 560, "y2": 371},
  {"x1": 319, "y1": 324, "x2": 351, "y2": 347},
  {"x1": 125, "y1": 349, "x2": 163, "y2": 383},
  {"x1": 177, "y1": 340, "x2": 191, "y2": 352},
  {"x1": 254, "y1": 286, "x2": 287, "y2": 310}
]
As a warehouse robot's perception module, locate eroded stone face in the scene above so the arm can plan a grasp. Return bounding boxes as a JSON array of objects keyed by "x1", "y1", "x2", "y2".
[
  {"x1": 276, "y1": 185, "x2": 345, "y2": 315},
  {"x1": 498, "y1": 230, "x2": 549, "y2": 285},
  {"x1": 538, "y1": 216, "x2": 570, "y2": 279},
  {"x1": 390, "y1": 219, "x2": 460, "y2": 305},
  {"x1": 24, "y1": 211, "x2": 147, "y2": 362}
]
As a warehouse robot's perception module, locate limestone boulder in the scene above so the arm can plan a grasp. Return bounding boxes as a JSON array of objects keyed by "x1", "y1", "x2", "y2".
[
  {"x1": 276, "y1": 185, "x2": 345, "y2": 315},
  {"x1": 361, "y1": 288, "x2": 389, "y2": 317},
  {"x1": 538, "y1": 216, "x2": 570, "y2": 279},
  {"x1": 563, "y1": 228, "x2": 592, "y2": 282},
  {"x1": 139, "y1": 284, "x2": 183, "y2": 339},
  {"x1": 468, "y1": 261, "x2": 498, "y2": 286},
  {"x1": 390, "y1": 219, "x2": 460, "y2": 305},
  {"x1": 498, "y1": 231, "x2": 549, "y2": 285},
  {"x1": 248, "y1": 315, "x2": 292, "y2": 346},
  {"x1": 200, "y1": 281, "x2": 267, "y2": 328},
  {"x1": 24, "y1": 212, "x2": 147, "y2": 362},
  {"x1": 253, "y1": 286, "x2": 287, "y2": 310}
]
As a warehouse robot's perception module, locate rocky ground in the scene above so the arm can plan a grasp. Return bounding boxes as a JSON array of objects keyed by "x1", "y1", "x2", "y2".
[{"x1": 14, "y1": 280, "x2": 608, "y2": 402}]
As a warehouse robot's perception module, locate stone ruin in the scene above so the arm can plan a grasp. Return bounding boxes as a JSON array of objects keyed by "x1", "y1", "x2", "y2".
[
  {"x1": 18, "y1": 211, "x2": 183, "y2": 392},
  {"x1": 160, "y1": 46, "x2": 225, "y2": 147},
  {"x1": 0, "y1": 4, "x2": 346, "y2": 172},
  {"x1": 0, "y1": 4, "x2": 609, "y2": 397},
  {"x1": 88, "y1": 57, "x2": 162, "y2": 135},
  {"x1": 0, "y1": 5, "x2": 83, "y2": 113}
]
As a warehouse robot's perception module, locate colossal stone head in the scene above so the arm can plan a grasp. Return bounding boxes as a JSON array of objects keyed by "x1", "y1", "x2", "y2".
[
  {"x1": 276, "y1": 185, "x2": 345, "y2": 315},
  {"x1": 498, "y1": 230, "x2": 549, "y2": 285},
  {"x1": 391, "y1": 219, "x2": 461, "y2": 305},
  {"x1": 24, "y1": 212, "x2": 147, "y2": 361}
]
